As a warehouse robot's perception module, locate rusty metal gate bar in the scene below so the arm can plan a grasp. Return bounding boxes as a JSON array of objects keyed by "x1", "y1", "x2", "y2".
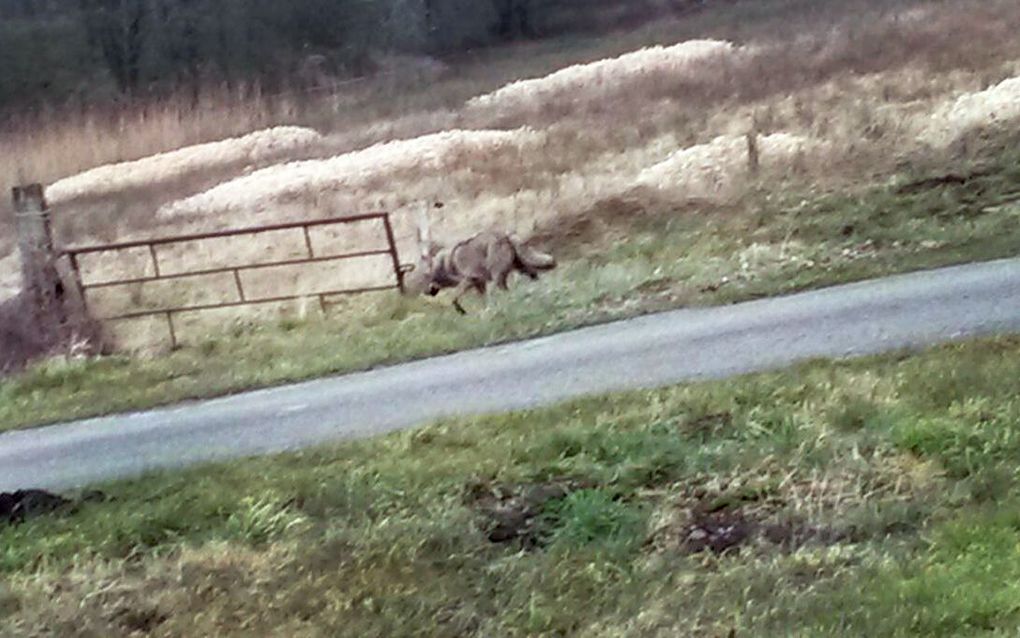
[{"x1": 60, "y1": 213, "x2": 408, "y2": 349}]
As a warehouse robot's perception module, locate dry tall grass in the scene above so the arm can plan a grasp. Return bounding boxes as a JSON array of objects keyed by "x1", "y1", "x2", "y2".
[
  {"x1": 921, "y1": 76, "x2": 1020, "y2": 147},
  {"x1": 46, "y1": 126, "x2": 323, "y2": 205},
  {"x1": 0, "y1": 74, "x2": 451, "y2": 254},
  {"x1": 158, "y1": 129, "x2": 546, "y2": 221},
  {"x1": 635, "y1": 133, "x2": 821, "y2": 202},
  {"x1": 465, "y1": 39, "x2": 737, "y2": 117},
  {"x1": 0, "y1": 91, "x2": 294, "y2": 256}
]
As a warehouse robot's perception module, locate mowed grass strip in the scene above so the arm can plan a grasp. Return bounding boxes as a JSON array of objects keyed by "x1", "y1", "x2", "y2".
[
  {"x1": 3, "y1": 336, "x2": 1020, "y2": 636},
  {"x1": 2, "y1": 134, "x2": 1019, "y2": 432}
]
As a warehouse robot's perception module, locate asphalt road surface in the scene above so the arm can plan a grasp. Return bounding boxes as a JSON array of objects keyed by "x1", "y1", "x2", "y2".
[{"x1": 2, "y1": 258, "x2": 1019, "y2": 491}]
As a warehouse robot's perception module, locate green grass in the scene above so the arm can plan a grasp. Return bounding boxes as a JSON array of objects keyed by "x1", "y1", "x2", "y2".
[
  {"x1": 3, "y1": 336, "x2": 1020, "y2": 636},
  {"x1": 2, "y1": 137, "x2": 1019, "y2": 432}
]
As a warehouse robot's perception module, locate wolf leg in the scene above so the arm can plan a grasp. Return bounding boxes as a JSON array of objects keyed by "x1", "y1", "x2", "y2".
[
  {"x1": 517, "y1": 264, "x2": 539, "y2": 280},
  {"x1": 474, "y1": 280, "x2": 488, "y2": 295},
  {"x1": 514, "y1": 254, "x2": 541, "y2": 280},
  {"x1": 451, "y1": 279, "x2": 479, "y2": 315},
  {"x1": 497, "y1": 268, "x2": 511, "y2": 291}
]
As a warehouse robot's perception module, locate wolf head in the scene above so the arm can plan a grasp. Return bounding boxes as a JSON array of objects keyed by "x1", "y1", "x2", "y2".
[{"x1": 419, "y1": 242, "x2": 444, "y2": 296}]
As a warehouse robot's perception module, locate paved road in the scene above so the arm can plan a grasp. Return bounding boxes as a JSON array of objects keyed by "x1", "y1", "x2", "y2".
[{"x1": 2, "y1": 258, "x2": 1020, "y2": 491}]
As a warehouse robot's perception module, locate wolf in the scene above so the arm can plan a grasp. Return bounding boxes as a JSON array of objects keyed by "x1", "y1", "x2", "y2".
[{"x1": 409, "y1": 210, "x2": 556, "y2": 314}]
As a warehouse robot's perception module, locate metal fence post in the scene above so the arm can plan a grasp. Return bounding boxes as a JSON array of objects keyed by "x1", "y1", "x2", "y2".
[{"x1": 382, "y1": 214, "x2": 406, "y2": 294}]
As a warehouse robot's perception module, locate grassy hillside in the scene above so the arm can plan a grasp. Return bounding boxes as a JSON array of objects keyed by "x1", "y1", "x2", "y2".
[
  {"x1": 4, "y1": 336, "x2": 1020, "y2": 635},
  {"x1": 2, "y1": 131, "x2": 1018, "y2": 431}
]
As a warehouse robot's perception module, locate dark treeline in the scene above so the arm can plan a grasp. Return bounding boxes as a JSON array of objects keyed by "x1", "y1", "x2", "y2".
[{"x1": 0, "y1": 0, "x2": 700, "y2": 111}]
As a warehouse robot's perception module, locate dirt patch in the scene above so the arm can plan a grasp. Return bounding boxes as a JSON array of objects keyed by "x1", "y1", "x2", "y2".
[
  {"x1": 109, "y1": 605, "x2": 169, "y2": 634},
  {"x1": 464, "y1": 478, "x2": 586, "y2": 547},
  {"x1": 683, "y1": 509, "x2": 754, "y2": 555},
  {"x1": 682, "y1": 411, "x2": 734, "y2": 438},
  {"x1": 894, "y1": 168, "x2": 994, "y2": 195},
  {"x1": 675, "y1": 508, "x2": 847, "y2": 556},
  {"x1": 761, "y1": 520, "x2": 849, "y2": 549},
  {"x1": 469, "y1": 472, "x2": 853, "y2": 556},
  {"x1": 650, "y1": 484, "x2": 850, "y2": 556}
]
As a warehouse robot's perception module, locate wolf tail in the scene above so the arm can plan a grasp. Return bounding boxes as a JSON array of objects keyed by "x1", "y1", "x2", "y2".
[{"x1": 509, "y1": 236, "x2": 556, "y2": 271}]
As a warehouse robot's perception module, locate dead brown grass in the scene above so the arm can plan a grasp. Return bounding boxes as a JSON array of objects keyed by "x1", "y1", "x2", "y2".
[{"x1": 0, "y1": 74, "x2": 452, "y2": 252}]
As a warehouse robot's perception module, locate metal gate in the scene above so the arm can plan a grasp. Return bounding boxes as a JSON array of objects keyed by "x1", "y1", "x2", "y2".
[{"x1": 61, "y1": 213, "x2": 408, "y2": 348}]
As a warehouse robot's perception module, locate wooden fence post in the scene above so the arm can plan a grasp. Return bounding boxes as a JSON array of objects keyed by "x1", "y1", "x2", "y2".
[
  {"x1": 747, "y1": 113, "x2": 761, "y2": 178},
  {"x1": 12, "y1": 184, "x2": 65, "y2": 331},
  {"x1": 746, "y1": 131, "x2": 760, "y2": 177},
  {"x1": 12, "y1": 184, "x2": 100, "y2": 354},
  {"x1": 13, "y1": 183, "x2": 58, "y2": 300}
]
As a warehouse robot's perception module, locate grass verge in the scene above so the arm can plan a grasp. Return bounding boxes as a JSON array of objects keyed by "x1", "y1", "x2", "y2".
[{"x1": 3, "y1": 336, "x2": 1020, "y2": 636}]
